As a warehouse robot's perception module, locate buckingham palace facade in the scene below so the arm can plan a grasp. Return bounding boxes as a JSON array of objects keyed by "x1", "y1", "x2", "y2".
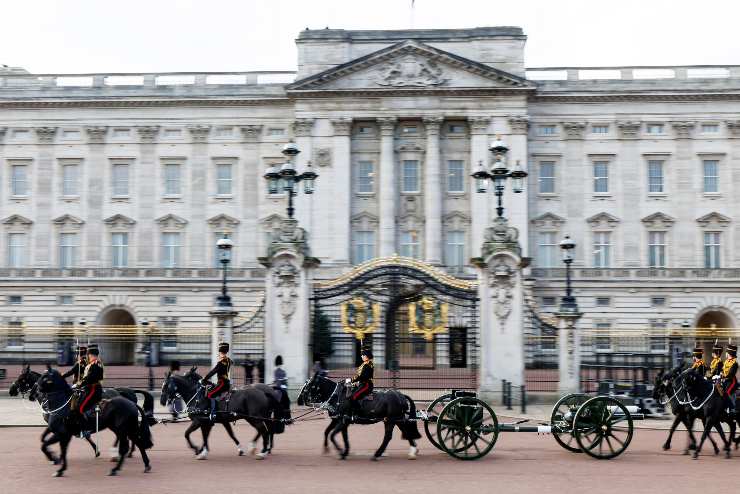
[{"x1": 1, "y1": 26, "x2": 740, "y2": 353}]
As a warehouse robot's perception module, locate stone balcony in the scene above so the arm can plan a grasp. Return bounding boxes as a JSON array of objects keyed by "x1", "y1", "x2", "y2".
[
  {"x1": 531, "y1": 267, "x2": 740, "y2": 280},
  {"x1": 0, "y1": 267, "x2": 267, "y2": 280}
]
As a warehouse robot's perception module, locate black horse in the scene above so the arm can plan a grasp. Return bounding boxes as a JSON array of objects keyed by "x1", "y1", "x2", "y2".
[
  {"x1": 160, "y1": 367, "x2": 279, "y2": 460},
  {"x1": 35, "y1": 368, "x2": 154, "y2": 477},
  {"x1": 11, "y1": 365, "x2": 155, "y2": 461},
  {"x1": 680, "y1": 368, "x2": 736, "y2": 459},
  {"x1": 653, "y1": 366, "x2": 721, "y2": 455},
  {"x1": 297, "y1": 373, "x2": 421, "y2": 460}
]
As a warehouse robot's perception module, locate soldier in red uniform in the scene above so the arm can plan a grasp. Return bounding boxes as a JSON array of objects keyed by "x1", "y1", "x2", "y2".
[
  {"x1": 691, "y1": 347, "x2": 707, "y2": 376},
  {"x1": 201, "y1": 342, "x2": 232, "y2": 421},
  {"x1": 721, "y1": 344, "x2": 738, "y2": 413},
  {"x1": 62, "y1": 345, "x2": 87, "y2": 385},
  {"x1": 341, "y1": 348, "x2": 374, "y2": 419}
]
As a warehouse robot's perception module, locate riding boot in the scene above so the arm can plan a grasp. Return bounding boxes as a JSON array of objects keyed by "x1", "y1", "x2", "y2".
[{"x1": 209, "y1": 398, "x2": 216, "y2": 422}]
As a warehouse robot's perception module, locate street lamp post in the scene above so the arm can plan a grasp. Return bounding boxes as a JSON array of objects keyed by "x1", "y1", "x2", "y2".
[
  {"x1": 471, "y1": 137, "x2": 528, "y2": 219},
  {"x1": 558, "y1": 234, "x2": 579, "y2": 314},
  {"x1": 263, "y1": 142, "x2": 318, "y2": 219},
  {"x1": 216, "y1": 236, "x2": 234, "y2": 308}
]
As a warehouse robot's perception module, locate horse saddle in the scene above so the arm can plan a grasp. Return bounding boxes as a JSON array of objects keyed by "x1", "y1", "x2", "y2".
[{"x1": 216, "y1": 392, "x2": 232, "y2": 403}]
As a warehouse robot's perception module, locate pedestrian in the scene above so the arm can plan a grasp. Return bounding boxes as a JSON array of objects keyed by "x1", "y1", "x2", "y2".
[
  {"x1": 312, "y1": 356, "x2": 328, "y2": 377},
  {"x1": 243, "y1": 357, "x2": 255, "y2": 385}
]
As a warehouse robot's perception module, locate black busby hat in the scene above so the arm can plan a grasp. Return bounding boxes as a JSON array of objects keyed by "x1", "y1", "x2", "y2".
[
  {"x1": 218, "y1": 342, "x2": 230, "y2": 354},
  {"x1": 169, "y1": 360, "x2": 181, "y2": 371},
  {"x1": 360, "y1": 347, "x2": 373, "y2": 359},
  {"x1": 713, "y1": 342, "x2": 724, "y2": 354},
  {"x1": 692, "y1": 347, "x2": 703, "y2": 358},
  {"x1": 275, "y1": 355, "x2": 283, "y2": 367},
  {"x1": 728, "y1": 344, "x2": 737, "y2": 356},
  {"x1": 87, "y1": 345, "x2": 99, "y2": 356},
  {"x1": 77, "y1": 345, "x2": 88, "y2": 356}
]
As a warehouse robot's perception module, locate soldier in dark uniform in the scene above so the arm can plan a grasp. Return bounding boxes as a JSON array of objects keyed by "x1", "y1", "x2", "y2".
[
  {"x1": 691, "y1": 347, "x2": 707, "y2": 376},
  {"x1": 721, "y1": 344, "x2": 738, "y2": 413},
  {"x1": 273, "y1": 355, "x2": 291, "y2": 422},
  {"x1": 342, "y1": 348, "x2": 374, "y2": 418},
  {"x1": 62, "y1": 345, "x2": 87, "y2": 385},
  {"x1": 201, "y1": 342, "x2": 232, "y2": 421},
  {"x1": 708, "y1": 343, "x2": 724, "y2": 380},
  {"x1": 70, "y1": 345, "x2": 104, "y2": 434}
]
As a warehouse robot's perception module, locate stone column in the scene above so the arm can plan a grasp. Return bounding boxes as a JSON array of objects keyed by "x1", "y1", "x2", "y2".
[
  {"x1": 209, "y1": 307, "x2": 237, "y2": 370},
  {"x1": 507, "y1": 116, "x2": 530, "y2": 256},
  {"x1": 474, "y1": 226, "x2": 526, "y2": 401},
  {"x1": 378, "y1": 117, "x2": 397, "y2": 257},
  {"x1": 187, "y1": 125, "x2": 211, "y2": 266},
  {"x1": 82, "y1": 127, "x2": 106, "y2": 267},
  {"x1": 671, "y1": 121, "x2": 696, "y2": 266},
  {"x1": 330, "y1": 118, "x2": 353, "y2": 264},
  {"x1": 261, "y1": 219, "x2": 319, "y2": 396},
  {"x1": 34, "y1": 127, "x2": 57, "y2": 266},
  {"x1": 616, "y1": 121, "x2": 643, "y2": 266},
  {"x1": 557, "y1": 311, "x2": 583, "y2": 395},
  {"x1": 562, "y1": 122, "x2": 587, "y2": 265},
  {"x1": 468, "y1": 117, "x2": 491, "y2": 254},
  {"x1": 423, "y1": 116, "x2": 443, "y2": 264},
  {"x1": 292, "y1": 119, "x2": 314, "y2": 232},
  {"x1": 728, "y1": 120, "x2": 740, "y2": 264},
  {"x1": 135, "y1": 126, "x2": 159, "y2": 266},
  {"x1": 240, "y1": 125, "x2": 263, "y2": 266}
]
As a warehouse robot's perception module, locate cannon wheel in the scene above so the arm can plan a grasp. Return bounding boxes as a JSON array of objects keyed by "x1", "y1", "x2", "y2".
[
  {"x1": 424, "y1": 393, "x2": 453, "y2": 452},
  {"x1": 573, "y1": 396, "x2": 634, "y2": 460},
  {"x1": 436, "y1": 397, "x2": 498, "y2": 460},
  {"x1": 550, "y1": 393, "x2": 590, "y2": 453}
]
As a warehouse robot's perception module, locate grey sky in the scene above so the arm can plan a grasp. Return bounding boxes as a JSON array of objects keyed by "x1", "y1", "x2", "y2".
[{"x1": 2, "y1": 0, "x2": 737, "y2": 74}]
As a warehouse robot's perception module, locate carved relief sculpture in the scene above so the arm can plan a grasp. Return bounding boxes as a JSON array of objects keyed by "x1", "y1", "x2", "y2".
[
  {"x1": 273, "y1": 262, "x2": 299, "y2": 324},
  {"x1": 187, "y1": 125, "x2": 211, "y2": 142},
  {"x1": 489, "y1": 260, "x2": 516, "y2": 324},
  {"x1": 35, "y1": 126, "x2": 57, "y2": 143},
  {"x1": 293, "y1": 119, "x2": 314, "y2": 137},
  {"x1": 313, "y1": 147, "x2": 332, "y2": 167},
  {"x1": 85, "y1": 126, "x2": 107, "y2": 144},
  {"x1": 616, "y1": 121, "x2": 641, "y2": 139},
  {"x1": 376, "y1": 54, "x2": 447, "y2": 87},
  {"x1": 137, "y1": 126, "x2": 160, "y2": 143},
  {"x1": 562, "y1": 122, "x2": 586, "y2": 139},
  {"x1": 240, "y1": 125, "x2": 263, "y2": 142},
  {"x1": 482, "y1": 217, "x2": 521, "y2": 258}
]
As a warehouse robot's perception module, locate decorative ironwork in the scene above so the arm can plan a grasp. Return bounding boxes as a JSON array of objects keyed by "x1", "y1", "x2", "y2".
[
  {"x1": 340, "y1": 295, "x2": 381, "y2": 341},
  {"x1": 408, "y1": 296, "x2": 449, "y2": 341}
]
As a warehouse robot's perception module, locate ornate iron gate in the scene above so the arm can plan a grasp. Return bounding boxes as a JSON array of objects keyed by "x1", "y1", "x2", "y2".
[{"x1": 311, "y1": 257, "x2": 479, "y2": 400}]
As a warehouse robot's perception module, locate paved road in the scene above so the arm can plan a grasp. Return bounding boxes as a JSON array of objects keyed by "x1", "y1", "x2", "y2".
[{"x1": 1, "y1": 410, "x2": 737, "y2": 494}]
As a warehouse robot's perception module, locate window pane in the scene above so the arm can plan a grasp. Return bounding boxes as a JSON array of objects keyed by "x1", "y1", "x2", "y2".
[
  {"x1": 399, "y1": 231, "x2": 420, "y2": 259},
  {"x1": 401, "y1": 160, "x2": 419, "y2": 192},
  {"x1": 164, "y1": 164, "x2": 181, "y2": 195},
  {"x1": 648, "y1": 231, "x2": 666, "y2": 268},
  {"x1": 59, "y1": 233, "x2": 77, "y2": 269},
  {"x1": 111, "y1": 232, "x2": 128, "y2": 268},
  {"x1": 447, "y1": 160, "x2": 464, "y2": 193},
  {"x1": 62, "y1": 164, "x2": 78, "y2": 196},
  {"x1": 537, "y1": 232, "x2": 557, "y2": 267},
  {"x1": 353, "y1": 231, "x2": 375, "y2": 264},
  {"x1": 112, "y1": 164, "x2": 129, "y2": 196},
  {"x1": 703, "y1": 160, "x2": 719, "y2": 193},
  {"x1": 648, "y1": 160, "x2": 664, "y2": 193},
  {"x1": 445, "y1": 230, "x2": 465, "y2": 268},
  {"x1": 704, "y1": 232, "x2": 721, "y2": 268},
  {"x1": 161, "y1": 232, "x2": 181, "y2": 267},
  {"x1": 11, "y1": 165, "x2": 28, "y2": 196},
  {"x1": 593, "y1": 232, "x2": 611, "y2": 267},
  {"x1": 539, "y1": 162, "x2": 555, "y2": 193},
  {"x1": 356, "y1": 161, "x2": 374, "y2": 193},
  {"x1": 216, "y1": 163, "x2": 232, "y2": 195},
  {"x1": 7, "y1": 233, "x2": 25, "y2": 268},
  {"x1": 593, "y1": 162, "x2": 609, "y2": 193}
]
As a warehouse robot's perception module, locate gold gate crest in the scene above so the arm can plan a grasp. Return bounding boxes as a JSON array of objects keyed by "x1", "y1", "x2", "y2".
[
  {"x1": 408, "y1": 296, "x2": 449, "y2": 341},
  {"x1": 340, "y1": 296, "x2": 381, "y2": 341}
]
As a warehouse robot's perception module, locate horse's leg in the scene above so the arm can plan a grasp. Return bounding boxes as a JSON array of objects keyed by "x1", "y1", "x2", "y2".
[
  {"x1": 664, "y1": 414, "x2": 682, "y2": 450},
  {"x1": 372, "y1": 421, "x2": 394, "y2": 461},
  {"x1": 184, "y1": 420, "x2": 201, "y2": 453},
  {"x1": 398, "y1": 423, "x2": 418, "y2": 459},
  {"x1": 41, "y1": 432, "x2": 60, "y2": 464},
  {"x1": 54, "y1": 434, "x2": 71, "y2": 478},
  {"x1": 323, "y1": 419, "x2": 336, "y2": 454},
  {"x1": 127, "y1": 438, "x2": 135, "y2": 458},
  {"x1": 109, "y1": 432, "x2": 129, "y2": 476},
  {"x1": 255, "y1": 422, "x2": 270, "y2": 460},
  {"x1": 714, "y1": 419, "x2": 730, "y2": 458},
  {"x1": 196, "y1": 423, "x2": 213, "y2": 460},
  {"x1": 329, "y1": 421, "x2": 345, "y2": 457},
  {"x1": 132, "y1": 427, "x2": 151, "y2": 473},
  {"x1": 341, "y1": 423, "x2": 350, "y2": 459},
  {"x1": 222, "y1": 421, "x2": 244, "y2": 456},
  {"x1": 246, "y1": 429, "x2": 260, "y2": 455},
  {"x1": 693, "y1": 418, "x2": 713, "y2": 459}
]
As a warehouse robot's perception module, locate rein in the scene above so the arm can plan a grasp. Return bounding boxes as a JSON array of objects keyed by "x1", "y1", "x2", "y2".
[{"x1": 41, "y1": 391, "x2": 74, "y2": 415}]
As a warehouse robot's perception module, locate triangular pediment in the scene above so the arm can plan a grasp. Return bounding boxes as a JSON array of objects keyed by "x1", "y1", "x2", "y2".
[
  {"x1": 642, "y1": 212, "x2": 675, "y2": 228},
  {"x1": 52, "y1": 214, "x2": 84, "y2": 226},
  {"x1": 155, "y1": 214, "x2": 188, "y2": 228},
  {"x1": 287, "y1": 40, "x2": 534, "y2": 94},
  {"x1": 207, "y1": 214, "x2": 240, "y2": 228},
  {"x1": 2, "y1": 214, "x2": 33, "y2": 226},
  {"x1": 587, "y1": 212, "x2": 620, "y2": 228},
  {"x1": 103, "y1": 214, "x2": 136, "y2": 227},
  {"x1": 697, "y1": 211, "x2": 731, "y2": 226}
]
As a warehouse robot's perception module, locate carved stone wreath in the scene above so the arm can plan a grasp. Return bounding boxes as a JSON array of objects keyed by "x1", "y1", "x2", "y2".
[{"x1": 375, "y1": 55, "x2": 447, "y2": 87}]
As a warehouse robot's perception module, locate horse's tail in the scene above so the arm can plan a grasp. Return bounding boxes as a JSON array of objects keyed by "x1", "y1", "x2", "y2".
[
  {"x1": 135, "y1": 405, "x2": 154, "y2": 450},
  {"x1": 399, "y1": 393, "x2": 422, "y2": 441},
  {"x1": 130, "y1": 389, "x2": 157, "y2": 425}
]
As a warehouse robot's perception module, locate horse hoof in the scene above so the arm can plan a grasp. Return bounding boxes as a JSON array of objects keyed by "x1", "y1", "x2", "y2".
[
  {"x1": 238, "y1": 450, "x2": 245, "y2": 456},
  {"x1": 692, "y1": 453, "x2": 699, "y2": 460},
  {"x1": 255, "y1": 452, "x2": 266, "y2": 460},
  {"x1": 95, "y1": 451, "x2": 101, "y2": 458},
  {"x1": 662, "y1": 444, "x2": 670, "y2": 451},
  {"x1": 109, "y1": 456, "x2": 119, "y2": 463},
  {"x1": 322, "y1": 446, "x2": 330, "y2": 455},
  {"x1": 53, "y1": 471, "x2": 64, "y2": 478},
  {"x1": 108, "y1": 470, "x2": 118, "y2": 476},
  {"x1": 144, "y1": 465, "x2": 152, "y2": 473},
  {"x1": 682, "y1": 450, "x2": 690, "y2": 456},
  {"x1": 370, "y1": 456, "x2": 379, "y2": 462}
]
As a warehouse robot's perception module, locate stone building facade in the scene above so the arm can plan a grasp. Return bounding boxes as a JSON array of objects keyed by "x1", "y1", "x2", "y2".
[{"x1": 1, "y1": 26, "x2": 740, "y2": 362}]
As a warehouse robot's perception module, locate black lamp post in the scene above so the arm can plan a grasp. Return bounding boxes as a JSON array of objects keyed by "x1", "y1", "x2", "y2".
[
  {"x1": 263, "y1": 143, "x2": 318, "y2": 219},
  {"x1": 559, "y1": 234, "x2": 579, "y2": 314},
  {"x1": 471, "y1": 137, "x2": 528, "y2": 218},
  {"x1": 216, "y1": 235, "x2": 234, "y2": 308}
]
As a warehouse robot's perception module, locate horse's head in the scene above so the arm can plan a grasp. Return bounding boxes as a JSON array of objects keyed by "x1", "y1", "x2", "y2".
[
  {"x1": 297, "y1": 372, "x2": 339, "y2": 407},
  {"x1": 160, "y1": 372, "x2": 173, "y2": 406},
  {"x1": 10, "y1": 364, "x2": 41, "y2": 397},
  {"x1": 36, "y1": 367, "x2": 70, "y2": 397},
  {"x1": 680, "y1": 367, "x2": 704, "y2": 395}
]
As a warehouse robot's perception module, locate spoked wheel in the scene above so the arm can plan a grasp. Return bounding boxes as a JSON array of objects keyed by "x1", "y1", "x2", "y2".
[
  {"x1": 436, "y1": 397, "x2": 499, "y2": 460},
  {"x1": 424, "y1": 393, "x2": 453, "y2": 452},
  {"x1": 551, "y1": 393, "x2": 589, "y2": 453},
  {"x1": 573, "y1": 396, "x2": 634, "y2": 460}
]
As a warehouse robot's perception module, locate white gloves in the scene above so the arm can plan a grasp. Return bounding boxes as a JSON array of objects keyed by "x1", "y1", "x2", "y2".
[{"x1": 344, "y1": 378, "x2": 351, "y2": 384}]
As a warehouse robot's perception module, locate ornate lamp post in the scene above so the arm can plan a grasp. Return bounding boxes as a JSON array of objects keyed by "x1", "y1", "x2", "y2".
[
  {"x1": 216, "y1": 235, "x2": 234, "y2": 308},
  {"x1": 471, "y1": 137, "x2": 528, "y2": 219},
  {"x1": 263, "y1": 143, "x2": 318, "y2": 219},
  {"x1": 559, "y1": 234, "x2": 579, "y2": 314}
]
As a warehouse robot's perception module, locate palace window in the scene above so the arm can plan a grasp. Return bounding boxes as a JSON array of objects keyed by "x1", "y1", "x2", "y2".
[
  {"x1": 401, "y1": 160, "x2": 420, "y2": 193},
  {"x1": 595, "y1": 297, "x2": 611, "y2": 307},
  {"x1": 356, "y1": 161, "x2": 375, "y2": 193},
  {"x1": 648, "y1": 231, "x2": 666, "y2": 268},
  {"x1": 62, "y1": 163, "x2": 79, "y2": 196},
  {"x1": 538, "y1": 125, "x2": 557, "y2": 136},
  {"x1": 704, "y1": 231, "x2": 721, "y2": 268},
  {"x1": 592, "y1": 125, "x2": 609, "y2": 134},
  {"x1": 445, "y1": 230, "x2": 466, "y2": 269},
  {"x1": 538, "y1": 162, "x2": 555, "y2": 193},
  {"x1": 593, "y1": 161, "x2": 609, "y2": 193},
  {"x1": 59, "y1": 232, "x2": 78, "y2": 269},
  {"x1": 7, "y1": 295, "x2": 22, "y2": 305},
  {"x1": 58, "y1": 295, "x2": 74, "y2": 305},
  {"x1": 701, "y1": 123, "x2": 719, "y2": 134},
  {"x1": 164, "y1": 163, "x2": 182, "y2": 196},
  {"x1": 399, "y1": 231, "x2": 420, "y2": 259},
  {"x1": 646, "y1": 124, "x2": 664, "y2": 135},
  {"x1": 595, "y1": 321, "x2": 612, "y2": 351},
  {"x1": 593, "y1": 232, "x2": 611, "y2": 267},
  {"x1": 647, "y1": 160, "x2": 664, "y2": 193},
  {"x1": 161, "y1": 295, "x2": 177, "y2": 306},
  {"x1": 537, "y1": 232, "x2": 558, "y2": 268},
  {"x1": 216, "y1": 163, "x2": 233, "y2": 195},
  {"x1": 11, "y1": 164, "x2": 28, "y2": 196},
  {"x1": 161, "y1": 232, "x2": 182, "y2": 268},
  {"x1": 7, "y1": 233, "x2": 25, "y2": 268},
  {"x1": 5, "y1": 320, "x2": 24, "y2": 348},
  {"x1": 352, "y1": 231, "x2": 375, "y2": 264},
  {"x1": 447, "y1": 160, "x2": 465, "y2": 193},
  {"x1": 111, "y1": 232, "x2": 129, "y2": 268},
  {"x1": 703, "y1": 160, "x2": 719, "y2": 193},
  {"x1": 111, "y1": 163, "x2": 130, "y2": 196}
]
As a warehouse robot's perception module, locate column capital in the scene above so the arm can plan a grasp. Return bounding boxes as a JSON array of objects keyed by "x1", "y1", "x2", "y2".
[
  {"x1": 507, "y1": 115, "x2": 529, "y2": 135},
  {"x1": 727, "y1": 120, "x2": 740, "y2": 137},
  {"x1": 467, "y1": 116, "x2": 491, "y2": 135},
  {"x1": 671, "y1": 121, "x2": 695, "y2": 139},
  {"x1": 329, "y1": 117, "x2": 352, "y2": 136},
  {"x1": 562, "y1": 122, "x2": 586, "y2": 140},
  {"x1": 85, "y1": 126, "x2": 108, "y2": 144},
  {"x1": 422, "y1": 116, "x2": 444, "y2": 134},
  {"x1": 187, "y1": 125, "x2": 211, "y2": 142},
  {"x1": 35, "y1": 126, "x2": 57, "y2": 144},
  {"x1": 240, "y1": 125, "x2": 263, "y2": 142},
  {"x1": 377, "y1": 117, "x2": 397, "y2": 136},
  {"x1": 616, "y1": 121, "x2": 641, "y2": 139},
  {"x1": 293, "y1": 118, "x2": 315, "y2": 137},
  {"x1": 136, "y1": 125, "x2": 160, "y2": 143}
]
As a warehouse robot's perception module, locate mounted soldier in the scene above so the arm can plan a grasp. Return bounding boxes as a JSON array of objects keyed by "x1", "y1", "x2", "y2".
[
  {"x1": 272, "y1": 355, "x2": 291, "y2": 428},
  {"x1": 62, "y1": 345, "x2": 87, "y2": 385},
  {"x1": 342, "y1": 347, "x2": 374, "y2": 419},
  {"x1": 708, "y1": 343, "x2": 724, "y2": 380},
  {"x1": 721, "y1": 343, "x2": 738, "y2": 413},
  {"x1": 691, "y1": 347, "x2": 707, "y2": 376},
  {"x1": 69, "y1": 345, "x2": 104, "y2": 435},
  {"x1": 201, "y1": 342, "x2": 232, "y2": 421}
]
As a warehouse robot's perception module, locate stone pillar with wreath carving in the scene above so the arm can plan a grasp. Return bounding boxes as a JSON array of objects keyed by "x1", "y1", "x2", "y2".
[
  {"x1": 260, "y1": 218, "x2": 320, "y2": 395},
  {"x1": 472, "y1": 216, "x2": 527, "y2": 400}
]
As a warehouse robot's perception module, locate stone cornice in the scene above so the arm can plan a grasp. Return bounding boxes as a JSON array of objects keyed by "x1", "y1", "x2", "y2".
[
  {"x1": 508, "y1": 115, "x2": 529, "y2": 134},
  {"x1": 330, "y1": 118, "x2": 353, "y2": 136},
  {"x1": 0, "y1": 98, "x2": 292, "y2": 109},
  {"x1": 240, "y1": 125, "x2": 263, "y2": 142},
  {"x1": 727, "y1": 120, "x2": 740, "y2": 137},
  {"x1": 137, "y1": 125, "x2": 160, "y2": 143},
  {"x1": 292, "y1": 118, "x2": 314, "y2": 137},
  {"x1": 286, "y1": 87, "x2": 532, "y2": 99},
  {"x1": 187, "y1": 125, "x2": 211, "y2": 142},
  {"x1": 85, "y1": 126, "x2": 107, "y2": 144},
  {"x1": 532, "y1": 92, "x2": 740, "y2": 103},
  {"x1": 35, "y1": 126, "x2": 57, "y2": 143}
]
